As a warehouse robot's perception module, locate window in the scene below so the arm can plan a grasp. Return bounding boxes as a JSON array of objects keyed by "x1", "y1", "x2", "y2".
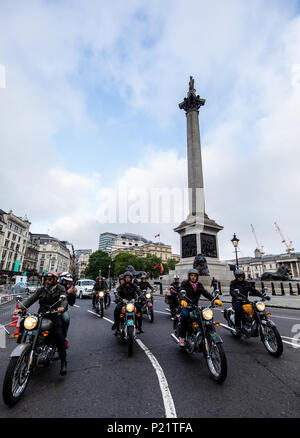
[
  {"x1": 18, "y1": 236, "x2": 21, "y2": 242},
  {"x1": 10, "y1": 242, "x2": 14, "y2": 250},
  {"x1": 4, "y1": 240, "x2": 9, "y2": 248},
  {"x1": 7, "y1": 231, "x2": 11, "y2": 239},
  {"x1": 12, "y1": 234, "x2": 16, "y2": 241},
  {"x1": 14, "y1": 225, "x2": 18, "y2": 232}
]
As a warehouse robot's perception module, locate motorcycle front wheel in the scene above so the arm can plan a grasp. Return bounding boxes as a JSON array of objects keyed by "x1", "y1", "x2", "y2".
[
  {"x1": 261, "y1": 325, "x2": 283, "y2": 357},
  {"x1": 3, "y1": 348, "x2": 32, "y2": 406},
  {"x1": 127, "y1": 326, "x2": 134, "y2": 357},
  {"x1": 147, "y1": 307, "x2": 154, "y2": 323},
  {"x1": 100, "y1": 301, "x2": 104, "y2": 318},
  {"x1": 205, "y1": 339, "x2": 227, "y2": 384}
]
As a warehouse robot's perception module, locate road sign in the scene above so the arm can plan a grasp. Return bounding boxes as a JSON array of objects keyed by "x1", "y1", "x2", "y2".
[{"x1": 14, "y1": 260, "x2": 21, "y2": 272}]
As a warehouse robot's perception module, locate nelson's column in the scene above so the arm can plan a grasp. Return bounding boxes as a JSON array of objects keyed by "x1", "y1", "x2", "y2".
[{"x1": 173, "y1": 76, "x2": 233, "y2": 281}]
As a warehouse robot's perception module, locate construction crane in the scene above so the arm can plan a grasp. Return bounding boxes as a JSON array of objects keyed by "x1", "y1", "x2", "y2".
[
  {"x1": 274, "y1": 222, "x2": 294, "y2": 254},
  {"x1": 251, "y1": 224, "x2": 265, "y2": 257}
]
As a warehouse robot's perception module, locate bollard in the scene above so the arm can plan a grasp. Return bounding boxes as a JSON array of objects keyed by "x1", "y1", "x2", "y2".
[
  {"x1": 281, "y1": 283, "x2": 285, "y2": 296},
  {"x1": 160, "y1": 282, "x2": 163, "y2": 295},
  {"x1": 261, "y1": 282, "x2": 265, "y2": 293},
  {"x1": 0, "y1": 325, "x2": 6, "y2": 349},
  {"x1": 289, "y1": 283, "x2": 294, "y2": 296},
  {"x1": 297, "y1": 283, "x2": 300, "y2": 296},
  {"x1": 271, "y1": 282, "x2": 276, "y2": 296}
]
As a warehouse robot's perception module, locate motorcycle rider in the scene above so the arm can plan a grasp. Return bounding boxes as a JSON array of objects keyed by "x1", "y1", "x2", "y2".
[
  {"x1": 230, "y1": 269, "x2": 269, "y2": 334},
  {"x1": 169, "y1": 275, "x2": 181, "y2": 318},
  {"x1": 178, "y1": 269, "x2": 223, "y2": 346},
  {"x1": 112, "y1": 271, "x2": 143, "y2": 335},
  {"x1": 59, "y1": 272, "x2": 77, "y2": 349},
  {"x1": 13, "y1": 272, "x2": 68, "y2": 376},
  {"x1": 92, "y1": 276, "x2": 107, "y2": 309},
  {"x1": 138, "y1": 274, "x2": 153, "y2": 292}
]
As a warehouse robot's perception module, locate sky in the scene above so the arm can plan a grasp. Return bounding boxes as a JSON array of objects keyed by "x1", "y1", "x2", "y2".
[{"x1": 1, "y1": 0, "x2": 300, "y2": 261}]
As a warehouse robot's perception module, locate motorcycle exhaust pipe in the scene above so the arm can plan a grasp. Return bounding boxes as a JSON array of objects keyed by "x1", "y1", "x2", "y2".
[
  {"x1": 171, "y1": 333, "x2": 179, "y2": 344},
  {"x1": 220, "y1": 323, "x2": 237, "y2": 334}
]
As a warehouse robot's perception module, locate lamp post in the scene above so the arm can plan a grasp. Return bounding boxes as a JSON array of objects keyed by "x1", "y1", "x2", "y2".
[
  {"x1": 231, "y1": 233, "x2": 240, "y2": 270},
  {"x1": 108, "y1": 264, "x2": 111, "y2": 289}
]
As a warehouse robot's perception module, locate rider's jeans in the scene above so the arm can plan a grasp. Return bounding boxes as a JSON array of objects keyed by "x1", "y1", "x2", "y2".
[
  {"x1": 169, "y1": 294, "x2": 178, "y2": 310},
  {"x1": 61, "y1": 310, "x2": 70, "y2": 338},
  {"x1": 232, "y1": 301, "x2": 243, "y2": 327},
  {"x1": 179, "y1": 308, "x2": 189, "y2": 338}
]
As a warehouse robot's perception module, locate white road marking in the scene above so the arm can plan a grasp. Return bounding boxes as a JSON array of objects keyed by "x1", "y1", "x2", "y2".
[
  {"x1": 88, "y1": 310, "x2": 177, "y2": 418},
  {"x1": 282, "y1": 339, "x2": 300, "y2": 349},
  {"x1": 270, "y1": 315, "x2": 300, "y2": 321},
  {"x1": 136, "y1": 338, "x2": 177, "y2": 418},
  {"x1": 73, "y1": 304, "x2": 80, "y2": 308},
  {"x1": 155, "y1": 310, "x2": 170, "y2": 315}
]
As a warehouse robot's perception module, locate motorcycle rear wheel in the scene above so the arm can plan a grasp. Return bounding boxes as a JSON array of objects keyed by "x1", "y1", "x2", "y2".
[
  {"x1": 205, "y1": 340, "x2": 227, "y2": 384},
  {"x1": 3, "y1": 348, "x2": 31, "y2": 406},
  {"x1": 262, "y1": 325, "x2": 283, "y2": 357}
]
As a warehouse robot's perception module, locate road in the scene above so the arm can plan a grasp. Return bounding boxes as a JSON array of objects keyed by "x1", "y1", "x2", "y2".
[{"x1": 0, "y1": 294, "x2": 300, "y2": 418}]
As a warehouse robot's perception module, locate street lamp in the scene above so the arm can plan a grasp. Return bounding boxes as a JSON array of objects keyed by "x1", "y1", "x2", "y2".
[
  {"x1": 108, "y1": 264, "x2": 111, "y2": 288},
  {"x1": 231, "y1": 233, "x2": 240, "y2": 270}
]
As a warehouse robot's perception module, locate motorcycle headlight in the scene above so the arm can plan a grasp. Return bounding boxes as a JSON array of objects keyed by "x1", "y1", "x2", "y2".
[
  {"x1": 202, "y1": 308, "x2": 213, "y2": 321},
  {"x1": 126, "y1": 303, "x2": 135, "y2": 313},
  {"x1": 146, "y1": 293, "x2": 151, "y2": 299},
  {"x1": 256, "y1": 302, "x2": 265, "y2": 312},
  {"x1": 99, "y1": 291, "x2": 104, "y2": 297},
  {"x1": 24, "y1": 316, "x2": 38, "y2": 330}
]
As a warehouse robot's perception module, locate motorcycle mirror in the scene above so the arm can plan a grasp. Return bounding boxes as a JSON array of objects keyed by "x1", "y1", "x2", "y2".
[
  {"x1": 180, "y1": 289, "x2": 186, "y2": 294},
  {"x1": 16, "y1": 295, "x2": 23, "y2": 302}
]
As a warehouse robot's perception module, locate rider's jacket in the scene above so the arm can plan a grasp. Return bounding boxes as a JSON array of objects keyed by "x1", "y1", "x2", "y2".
[
  {"x1": 22, "y1": 284, "x2": 68, "y2": 314},
  {"x1": 180, "y1": 280, "x2": 213, "y2": 306},
  {"x1": 170, "y1": 281, "x2": 181, "y2": 294},
  {"x1": 230, "y1": 279, "x2": 263, "y2": 302},
  {"x1": 94, "y1": 280, "x2": 107, "y2": 292},
  {"x1": 138, "y1": 281, "x2": 153, "y2": 292},
  {"x1": 116, "y1": 282, "x2": 141, "y2": 301}
]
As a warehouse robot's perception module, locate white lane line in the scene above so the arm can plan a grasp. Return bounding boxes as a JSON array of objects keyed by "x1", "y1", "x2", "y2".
[
  {"x1": 74, "y1": 304, "x2": 80, "y2": 308},
  {"x1": 154, "y1": 310, "x2": 170, "y2": 315},
  {"x1": 282, "y1": 340, "x2": 300, "y2": 349},
  {"x1": 136, "y1": 338, "x2": 177, "y2": 418},
  {"x1": 270, "y1": 315, "x2": 300, "y2": 321},
  {"x1": 88, "y1": 310, "x2": 177, "y2": 418}
]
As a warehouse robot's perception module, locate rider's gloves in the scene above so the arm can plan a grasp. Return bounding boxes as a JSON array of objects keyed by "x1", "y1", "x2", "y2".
[
  {"x1": 214, "y1": 300, "x2": 223, "y2": 307},
  {"x1": 264, "y1": 296, "x2": 271, "y2": 301},
  {"x1": 181, "y1": 300, "x2": 188, "y2": 308}
]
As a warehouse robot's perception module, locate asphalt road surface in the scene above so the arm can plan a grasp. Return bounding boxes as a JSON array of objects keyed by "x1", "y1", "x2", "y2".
[{"x1": 0, "y1": 294, "x2": 300, "y2": 418}]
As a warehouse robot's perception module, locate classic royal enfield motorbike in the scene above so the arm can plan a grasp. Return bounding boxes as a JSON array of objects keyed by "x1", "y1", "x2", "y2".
[
  {"x1": 171, "y1": 291, "x2": 227, "y2": 383},
  {"x1": 2, "y1": 295, "x2": 66, "y2": 406},
  {"x1": 117, "y1": 299, "x2": 138, "y2": 357},
  {"x1": 138, "y1": 289, "x2": 154, "y2": 323},
  {"x1": 221, "y1": 289, "x2": 283, "y2": 357}
]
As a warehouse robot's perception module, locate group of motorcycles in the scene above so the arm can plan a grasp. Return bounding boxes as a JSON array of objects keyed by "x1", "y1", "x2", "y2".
[
  {"x1": 2, "y1": 278, "x2": 284, "y2": 407},
  {"x1": 165, "y1": 286, "x2": 283, "y2": 384}
]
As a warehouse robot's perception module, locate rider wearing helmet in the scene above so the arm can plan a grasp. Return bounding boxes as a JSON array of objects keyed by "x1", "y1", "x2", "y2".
[
  {"x1": 13, "y1": 272, "x2": 68, "y2": 376},
  {"x1": 112, "y1": 271, "x2": 143, "y2": 334},
  {"x1": 169, "y1": 275, "x2": 181, "y2": 317},
  {"x1": 59, "y1": 272, "x2": 77, "y2": 349},
  {"x1": 230, "y1": 269, "x2": 267, "y2": 333},
  {"x1": 138, "y1": 274, "x2": 153, "y2": 292},
  {"x1": 178, "y1": 269, "x2": 223, "y2": 346}
]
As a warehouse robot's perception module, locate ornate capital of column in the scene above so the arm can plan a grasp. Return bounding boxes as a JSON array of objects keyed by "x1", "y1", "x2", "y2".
[{"x1": 179, "y1": 76, "x2": 206, "y2": 113}]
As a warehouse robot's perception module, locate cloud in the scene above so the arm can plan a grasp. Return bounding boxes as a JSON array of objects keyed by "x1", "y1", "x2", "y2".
[{"x1": 1, "y1": 1, "x2": 300, "y2": 264}]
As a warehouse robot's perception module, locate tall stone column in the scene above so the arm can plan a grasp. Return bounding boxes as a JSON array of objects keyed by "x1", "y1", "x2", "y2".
[
  {"x1": 173, "y1": 76, "x2": 233, "y2": 282},
  {"x1": 179, "y1": 77, "x2": 206, "y2": 218}
]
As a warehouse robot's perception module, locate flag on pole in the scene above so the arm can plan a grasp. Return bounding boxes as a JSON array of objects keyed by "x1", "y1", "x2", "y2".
[
  {"x1": 160, "y1": 263, "x2": 164, "y2": 274},
  {"x1": 154, "y1": 234, "x2": 160, "y2": 238}
]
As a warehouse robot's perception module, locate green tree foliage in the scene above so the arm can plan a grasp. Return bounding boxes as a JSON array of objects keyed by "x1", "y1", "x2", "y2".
[
  {"x1": 167, "y1": 258, "x2": 178, "y2": 271},
  {"x1": 113, "y1": 253, "x2": 144, "y2": 278},
  {"x1": 84, "y1": 250, "x2": 112, "y2": 279}
]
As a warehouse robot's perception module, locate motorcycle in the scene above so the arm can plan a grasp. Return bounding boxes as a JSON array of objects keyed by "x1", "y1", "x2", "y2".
[
  {"x1": 165, "y1": 288, "x2": 180, "y2": 319},
  {"x1": 116, "y1": 299, "x2": 138, "y2": 357},
  {"x1": 95, "y1": 290, "x2": 105, "y2": 318},
  {"x1": 138, "y1": 289, "x2": 154, "y2": 323},
  {"x1": 171, "y1": 291, "x2": 227, "y2": 383},
  {"x1": 2, "y1": 294, "x2": 66, "y2": 406},
  {"x1": 221, "y1": 289, "x2": 283, "y2": 357}
]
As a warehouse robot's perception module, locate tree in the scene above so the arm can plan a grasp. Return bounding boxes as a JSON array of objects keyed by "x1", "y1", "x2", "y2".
[
  {"x1": 167, "y1": 258, "x2": 178, "y2": 271},
  {"x1": 113, "y1": 253, "x2": 144, "y2": 278},
  {"x1": 84, "y1": 250, "x2": 112, "y2": 280}
]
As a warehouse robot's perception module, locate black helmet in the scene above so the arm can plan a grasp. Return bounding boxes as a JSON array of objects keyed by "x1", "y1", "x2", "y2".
[
  {"x1": 123, "y1": 271, "x2": 133, "y2": 279},
  {"x1": 235, "y1": 269, "x2": 245, "y2": 279},
  {"x1": 119, "y1": 274, "x2": 124, "y2": 281}
]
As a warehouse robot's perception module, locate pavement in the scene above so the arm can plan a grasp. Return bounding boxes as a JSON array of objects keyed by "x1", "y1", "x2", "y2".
[{"x1": 0, "y1": 294, "x2": 300, "y2": 418}]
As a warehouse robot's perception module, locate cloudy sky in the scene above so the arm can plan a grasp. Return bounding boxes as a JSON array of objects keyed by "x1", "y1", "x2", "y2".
[{"x1": 1, "y1": 0, "x2": 300, "y2": 260}]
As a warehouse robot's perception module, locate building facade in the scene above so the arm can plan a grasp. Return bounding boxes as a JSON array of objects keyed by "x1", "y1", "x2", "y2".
[
  {"x1": 227, "y1": 251, "x2": 300, "y2": 280},
  {"x1": 75, "y1": 249, "x2": 92, "y2": 279},
  {"x1": 31, "y1": 234, "x2": 71, "y2": 275},
  {"x1": 0, "y1": 209, "x2": 31, "y2": 274},
  {"x1": 23, "y1": 233, "x2": 39, "y2": 275}
]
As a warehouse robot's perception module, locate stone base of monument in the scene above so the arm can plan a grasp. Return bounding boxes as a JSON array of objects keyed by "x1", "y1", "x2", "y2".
[{"x1": 162, "y1": 257, "x2": 234, "y2": 286}]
